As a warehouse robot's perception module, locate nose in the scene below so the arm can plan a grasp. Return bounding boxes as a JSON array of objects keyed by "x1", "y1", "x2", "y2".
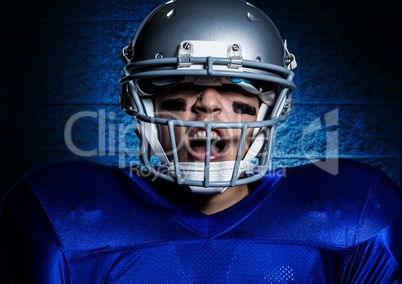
[{"x1": 193, "y1": 88, "x2": 223, "y2": 115}]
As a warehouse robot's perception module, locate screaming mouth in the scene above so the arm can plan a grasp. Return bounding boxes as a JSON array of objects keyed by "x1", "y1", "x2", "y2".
[{"x1": 188, "y1": 130, "x2": 227, "y2": 161}]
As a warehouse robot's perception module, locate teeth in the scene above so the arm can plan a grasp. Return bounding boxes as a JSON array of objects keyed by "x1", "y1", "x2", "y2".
[{"x1": 191, "y1": 131, "x2": 221, "y2": 140}]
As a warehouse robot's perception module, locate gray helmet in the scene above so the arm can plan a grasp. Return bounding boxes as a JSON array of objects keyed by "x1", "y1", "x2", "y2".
[{"x1": 119, "y1": 0, "x2": 297, "y2": 193}]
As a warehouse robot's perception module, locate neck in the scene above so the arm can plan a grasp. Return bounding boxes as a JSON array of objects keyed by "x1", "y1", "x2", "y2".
[
  {"x1": 193, "y1": 185, "x2": 250, "y2": 215},
  {"x1": 154, "y1": 179, "x2": 250, "y2": 215}
]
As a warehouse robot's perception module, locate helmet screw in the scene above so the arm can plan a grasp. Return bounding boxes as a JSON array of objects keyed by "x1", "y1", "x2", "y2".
[
  {"x1": 232, "y1": 44, "x2": 240, "y2": 51},
  {"x1": 155, "y1": 52, "x2": 164, "y2": 59},
  {"x1": 182, "y1": 42, "x2": 191, "y2": 50},
  {"x1": 284, "y1": 54, "x2": 294, "y2": 65}
]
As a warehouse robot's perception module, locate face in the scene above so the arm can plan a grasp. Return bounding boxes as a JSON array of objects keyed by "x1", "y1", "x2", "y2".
[{"x1": 154, "y1": 82, "x2": 260, "y2": 163}]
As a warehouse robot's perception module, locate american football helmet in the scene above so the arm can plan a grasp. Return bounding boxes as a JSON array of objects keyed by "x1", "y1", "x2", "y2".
[{"x1": 119, "y1": 0, "x2": 297, "y2": 194}]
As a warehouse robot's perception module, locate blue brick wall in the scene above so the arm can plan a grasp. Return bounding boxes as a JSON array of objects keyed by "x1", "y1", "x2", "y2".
[{"x1": 1, "y1": 0, "x2": 401, "y2": 200}]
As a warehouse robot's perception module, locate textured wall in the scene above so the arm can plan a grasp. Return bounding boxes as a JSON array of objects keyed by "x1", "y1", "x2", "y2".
[{"x1": 1, "y1": 0, "x2": 401, "y2": 200}]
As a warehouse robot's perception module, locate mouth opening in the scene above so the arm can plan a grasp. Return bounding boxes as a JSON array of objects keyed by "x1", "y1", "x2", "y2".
[
  {"x1": 189, "y1": 138, "x2": 226, "y2": 160},
  {"x1": 190, "y1": 139, "x2": 226, "y2": 152}
]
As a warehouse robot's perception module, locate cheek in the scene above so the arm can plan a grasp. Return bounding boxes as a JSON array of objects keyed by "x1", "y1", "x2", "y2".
[
  {"x1": 157, "y1": 125, "x2": 170, "y2": 149},
  {"x1": 157, "y1": 125, "x2": 188, "y2": 151},
  {"x1": 155, "y1": 110, "x2": 186, "y2": 120},
  {"x1": 229, "y1": 127, "x2": 255, "y2": 142},
  {"x1": 155, "y1": 101, "x2": 194, "y2": 121},
  {"x1": 225, "y1": 104, "x2": 260, "y2": 122},
  {"x1": 244, "y1": 128, "x2": 255, "y2": 147}
]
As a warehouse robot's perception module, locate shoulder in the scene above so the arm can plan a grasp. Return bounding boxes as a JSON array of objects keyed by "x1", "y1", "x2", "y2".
[
  {"x1": 3, "y1": 160, "x2": 156, "y2": 212},
  {"x1": 4, "y1": 161, "x2": 125, "y2": 206},
  {"x1": 290, "y1": 159, "x2": 401, "y2": 203},
  {"x1": 275, "y1": 159, "x2": 402, "y2": 245},
  {"x1": 2, "y1": 161, "x2": 150, "y2": 225},
  {"x1": 25, "y1": 160, "x2": 124, "y2": 187},
  {"x1": 0, "y1": 161, "x2": 173, "y2": 258},
  {"x1": 284, "y1": 159, "x2": 401, "y2": 200},
  {"x1": 1, "y1": 160, "x2": 132, "y2": 223}
]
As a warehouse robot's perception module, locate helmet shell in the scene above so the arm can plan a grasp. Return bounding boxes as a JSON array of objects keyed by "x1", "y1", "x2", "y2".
[{"x1": 132, "y1": 0, "x2": 286, "y2": 67}]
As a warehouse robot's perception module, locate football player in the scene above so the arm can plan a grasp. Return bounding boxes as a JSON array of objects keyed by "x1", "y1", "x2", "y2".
[{"x1": 1, "y1": 0, "x2": 401, "y2": 282}]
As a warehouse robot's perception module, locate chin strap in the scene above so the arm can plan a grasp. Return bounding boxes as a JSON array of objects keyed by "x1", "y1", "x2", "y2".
[
  {"x1": 188, "y1": 185, "x2": 228, "y2": 194},
  {"x1": 165, "y1": 160, "x2": 260, "y2": 194}
]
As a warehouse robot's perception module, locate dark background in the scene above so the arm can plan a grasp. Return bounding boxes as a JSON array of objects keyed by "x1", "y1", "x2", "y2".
[{"x1": 1, "y1": 0, "x2": 401, "y2": 280}]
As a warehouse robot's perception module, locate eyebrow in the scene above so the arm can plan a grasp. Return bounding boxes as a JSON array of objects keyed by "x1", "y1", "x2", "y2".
[
  {"x1": 232, "y1": 101, "x2": 257, "y2": 116},
  {"x1": 159, "y1": 98, "x2": 187, "y2": 112}
]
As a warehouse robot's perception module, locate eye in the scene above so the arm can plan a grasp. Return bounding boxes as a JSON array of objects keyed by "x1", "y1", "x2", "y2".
[
  {"x1": 232, "y1": 101, "x2": 257, "y2": 116},
  {"x1": 217, "y1": 84, "x2": 252, "y2": 96},
  {"x1": 159, "y1": 98, "x2": 187, "y2": 112},
  {"x1": 167, "y1": 83, "x2": 203, "y2": 95}
]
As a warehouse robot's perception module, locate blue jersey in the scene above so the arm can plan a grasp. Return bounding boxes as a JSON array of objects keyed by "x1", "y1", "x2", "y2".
[{"x1": 1, "y1": 159, "x2": 401, "y2": 283}]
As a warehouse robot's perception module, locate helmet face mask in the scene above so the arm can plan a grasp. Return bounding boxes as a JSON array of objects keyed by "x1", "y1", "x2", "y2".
[
  {"x1": 153, "y1": 78, "x2": 261, "y2": 161},
  {"x1": 119, "y1": 0, "x2": 297, "y2": 194}
]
